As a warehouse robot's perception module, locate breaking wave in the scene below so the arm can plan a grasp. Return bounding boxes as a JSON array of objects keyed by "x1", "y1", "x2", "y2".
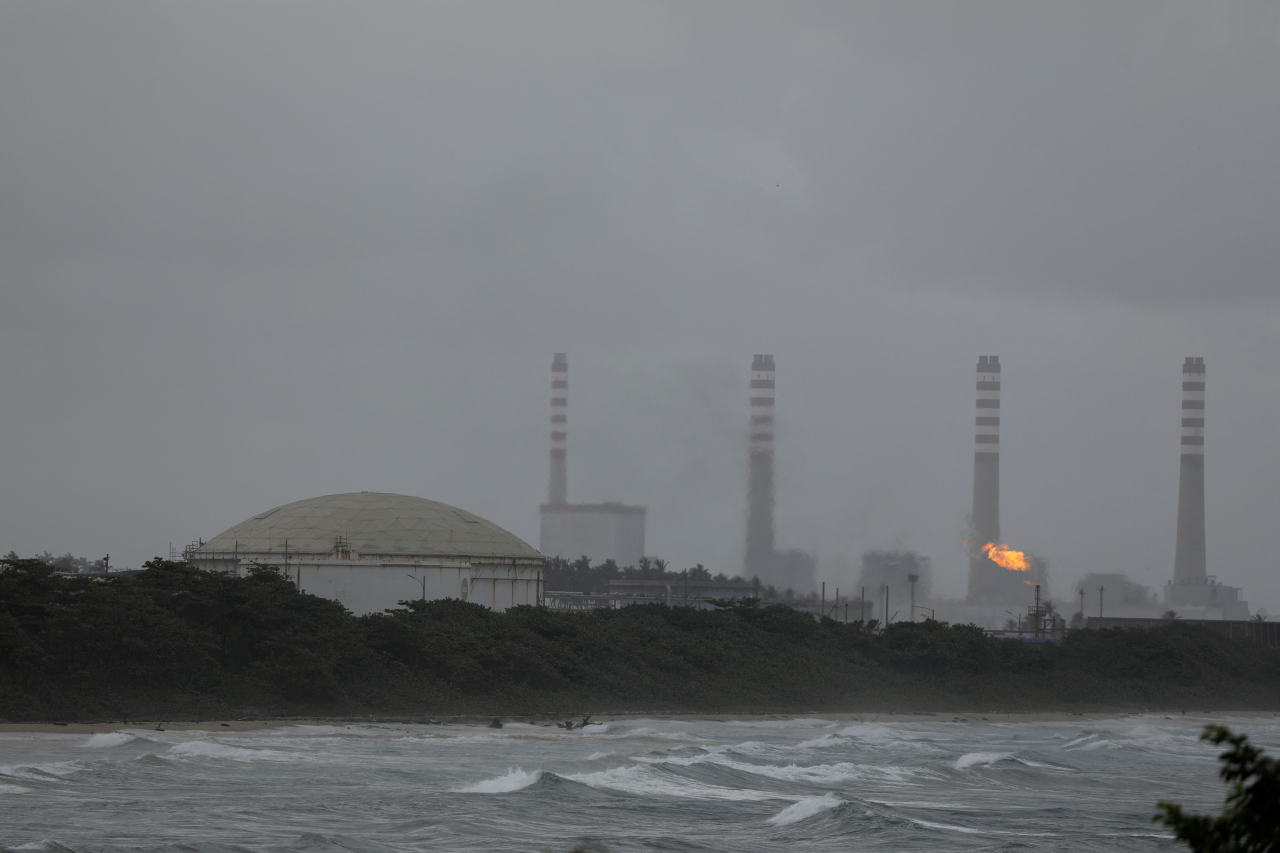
[
  {"x1": 767, "y1": 793, "x2": 843, "y2": 826},
  {"x1": 455, "y1": 767, "x2": 542, "y2": 793},
  {"x1": 78, "y1": 733, "x2": 135, "y2": 749},
  {"x1": 166, "y1": 741, "x2": 294, "y2": 761},
  {"x1": 565, "y1": 764, "x2": 776, "y2": 801},
  {"x1": 955, "y1": 752, "x2": 1015, "y2": 768}
]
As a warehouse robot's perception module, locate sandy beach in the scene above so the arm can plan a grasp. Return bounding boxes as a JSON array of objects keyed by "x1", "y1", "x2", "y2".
[{"x1": 2, "y1": 708, "x2": 1276, "y2": 734}]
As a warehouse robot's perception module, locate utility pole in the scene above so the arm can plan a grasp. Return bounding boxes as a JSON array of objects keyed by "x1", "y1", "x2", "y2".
[
  {"x1": 861, "y1": 586, "x2": 866, "y2": 623},
  {"x1": 1034, "y1": 584, "x2": 1042, "y2": 639},
  {"x1": 821, "y1": 582, "x2": 825, "y2": 619},
  {"x1": 884, "y1": 585, "x2": 890, "y2": 625},
  {"x1": 908, "y1": 574, "x2": 919, "y2": 622}
]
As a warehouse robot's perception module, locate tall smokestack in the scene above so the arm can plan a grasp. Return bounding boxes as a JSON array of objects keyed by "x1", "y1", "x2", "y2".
[
  {"x1": 1174, "y1": 356, "x2": 1206, "y2": 585},
  {"x1": 549, "y1": 352, "x2": 568, "y2": 505},
  {"x1": 745, "y1": 354, "x2": 775, "y2": 579},
  {"x1": 967, "y1": 355, "x2": 1001, "y2": 600}
]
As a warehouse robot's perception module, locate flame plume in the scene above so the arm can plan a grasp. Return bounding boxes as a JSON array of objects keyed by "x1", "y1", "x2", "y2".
[{"x1": 981, "y1": 542, "x2": 1031, "y2": 572}]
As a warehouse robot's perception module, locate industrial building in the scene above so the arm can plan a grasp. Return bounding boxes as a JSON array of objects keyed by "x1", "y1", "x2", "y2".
[
  {"x1": 1164, "y1": 357, "x2": 1249, "y2": 619},
  {"x1": 742, "y1": 354, "x2": 816, "y2": 591},
  {"x1": 188, "y1": 492, "x2": 547, "y2": 615},
  {"x1": 537, "y1": 353, "x2": 647, "y2": 566}
]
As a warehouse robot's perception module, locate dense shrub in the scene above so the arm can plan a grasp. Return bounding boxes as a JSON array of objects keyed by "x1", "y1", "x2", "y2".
[{"x1": 1, "y1": 558, "x2": 1278, "y2": 721}]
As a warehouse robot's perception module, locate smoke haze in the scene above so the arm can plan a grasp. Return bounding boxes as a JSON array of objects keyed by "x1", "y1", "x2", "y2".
[{"x1": 2, "y1": 2, "x2": 1279, "y2": 608}]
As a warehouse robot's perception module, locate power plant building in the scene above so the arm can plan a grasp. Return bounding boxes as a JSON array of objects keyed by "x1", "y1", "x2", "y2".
[
  {"x1": 537, "y1": 353, "x2": 646, "y2": 567},
  {"x1": 188, "y1": 492, "x2": 547, "y2": 615}
]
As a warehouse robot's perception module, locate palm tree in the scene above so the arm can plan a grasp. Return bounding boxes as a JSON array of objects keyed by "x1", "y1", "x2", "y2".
[{"x1": 653, "y1": 558, "x2": 668, "y2": 573}]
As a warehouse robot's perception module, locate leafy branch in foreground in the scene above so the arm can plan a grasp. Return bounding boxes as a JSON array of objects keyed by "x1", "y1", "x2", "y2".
[{"x1": 1156, "y1": 725, "x2": 1280, "y2": 852}]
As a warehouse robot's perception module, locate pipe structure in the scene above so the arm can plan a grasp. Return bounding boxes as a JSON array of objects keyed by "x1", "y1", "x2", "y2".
[
  {"x1": 1174, "y1": 357, "x2": 1207, "y2": 586},
  {"x1": 744, "y1": 354, "x2": 776, "y2": 580},
  {"x1": 549, "y1": 353, "x2": 568, "y2": 505},
  {"x1": 967, "y1": 355, "x2": 1002, "y2": 600}
]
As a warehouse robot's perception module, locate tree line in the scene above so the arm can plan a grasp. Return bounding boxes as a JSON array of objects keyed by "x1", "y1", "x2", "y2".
[{"x1": 2, "y1": 556, "x2": 1279, "y2": 722}]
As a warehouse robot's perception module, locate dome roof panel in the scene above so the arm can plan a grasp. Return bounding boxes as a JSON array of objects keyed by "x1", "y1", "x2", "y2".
[{"x1": 196, "y1": 492, "x2": 541, "y2": 559}]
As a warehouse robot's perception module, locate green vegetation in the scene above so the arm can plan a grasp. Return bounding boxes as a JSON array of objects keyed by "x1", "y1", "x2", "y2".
[
  {"x1": 1156, "y1": 726, "x2": 1280, "y2": 852},
  {"x1": 545, "y1": 556, "x2": 733, "y2": 594},
  {"x1": 2, "y1": 557, "x2": 1279, "y2": 722}
]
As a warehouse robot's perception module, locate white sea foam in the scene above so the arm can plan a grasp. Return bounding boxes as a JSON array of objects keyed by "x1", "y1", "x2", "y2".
[
  {"x1": 623, "y1": 727, "x2": 699, "y2": 741},
  {"x1": 912, "y1": 818, "x2": 983, "y2": 834},
  {"x1": 631, "y1": 746, "x2": 926, "y2": 785},
  {"x1": 955, "y1": 752, "x2": 1013, "y2": 768},
  {"x1": 767, "y1": 793, "x2": 843, "y2": 826},
  {"x1": 565, "y1": 765, "x2": 774, "y2": 801},
  {"x1": 1077, "y1": 740, "x2": 1122, "y2": 751},
  {"x1": 725, "y1": 718, "x2": 835, "y2": 728},
  {"x1": 0, "y1": 762, "x2": 82, "y2": 781},
  {"x1": 0, "y1": 784, "x2": 31, "y2": 794},
  {"x1": 578, "y1": 723, "x2": 611, "y2": 734},
  {"x1": 455, "y1": 767, "x2": 542, "y2": 793},
  {"x1": 797, "y1": 734, "x2": 852, "y2": 748},
  {"x1": 78, "y1": 732, "x2": 135, "y2": 749},
  {"x1": 728, "y1": 757, "x2": 922, "y2": 785},
  {"x1": 166, "y1": 741, "x2": 294, "y2": 761}
]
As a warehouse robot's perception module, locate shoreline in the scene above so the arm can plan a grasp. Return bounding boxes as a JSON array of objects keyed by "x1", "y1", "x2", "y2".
[{"x1": 2, "y1": 709, "x2": 1277, "y2": 735}]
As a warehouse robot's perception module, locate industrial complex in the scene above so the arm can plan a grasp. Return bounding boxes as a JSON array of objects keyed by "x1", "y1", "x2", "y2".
[{"x1": 174, "y1": 352, "x2": 1256, "y2": 626}]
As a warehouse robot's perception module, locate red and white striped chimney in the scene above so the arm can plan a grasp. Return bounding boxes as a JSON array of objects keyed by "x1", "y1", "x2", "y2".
[
  {"x1": 967, "y1": 355, "x2": 1002, "y2": 600},
  {"x1": 549, "y1": 352, "x2": 568, "y2": 505},
  {"x1": 1174, "y1": 356, "x2": 1206, "y2": 585},
  {"x1": 744, "y1": 354, "x2": 776, "y2": 579}
]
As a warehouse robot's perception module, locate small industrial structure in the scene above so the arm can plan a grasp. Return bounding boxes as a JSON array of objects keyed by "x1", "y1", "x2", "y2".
[
  {"x1": 545, "y1": 577, "x2": 757, "y2": 611},
  {"x1": 188, "y1": 492, "x2": 547, "y2": 615},
  {"x1": 608, "y1": 576, "x2": 755, "y2": 601},
  {"x1": 743, "y1": 354, "x2": 816, "y2": 590},
  {"x1": 537, "y1": 353, "x2": 646, "y2": 566},
  {"x1": 1164, "y1": 357, "x2": 1249, "y2": 619}
]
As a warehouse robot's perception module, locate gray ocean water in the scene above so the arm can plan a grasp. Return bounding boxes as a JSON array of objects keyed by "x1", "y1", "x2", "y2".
[{"x1": 1, "y1": 715, "x2": 1274, "y2": 852}]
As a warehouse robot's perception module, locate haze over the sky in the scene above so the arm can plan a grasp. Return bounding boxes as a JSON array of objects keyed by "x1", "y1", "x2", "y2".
[{"x1": 2, "y1": 1, "x2": 1278, "y2": 608}]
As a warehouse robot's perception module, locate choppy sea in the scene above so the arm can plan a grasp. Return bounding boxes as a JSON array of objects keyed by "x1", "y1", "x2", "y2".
[{"x1": 1, "y1": 714, "x2": 1275, "y2": 852}]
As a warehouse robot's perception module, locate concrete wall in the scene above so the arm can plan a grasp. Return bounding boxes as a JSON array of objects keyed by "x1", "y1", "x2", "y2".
[{"x1": 189, "y1": 553, "x2": 544, "y2": 615}]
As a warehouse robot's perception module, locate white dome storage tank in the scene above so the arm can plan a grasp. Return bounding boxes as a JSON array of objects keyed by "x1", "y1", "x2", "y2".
[{"x1": 188, "y1": 492, "x2": 547, "y2": 614}]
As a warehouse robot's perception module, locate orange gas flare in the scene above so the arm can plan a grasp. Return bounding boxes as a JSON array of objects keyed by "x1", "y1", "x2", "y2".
[{"x1": 981, "y1": 542, "x2": 1031, "y2": 571}]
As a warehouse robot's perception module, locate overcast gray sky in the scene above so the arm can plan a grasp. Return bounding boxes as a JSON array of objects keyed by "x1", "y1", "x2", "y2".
[{"x1": 2, "y1": 1, "x2": 1278, "y2": 608}]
